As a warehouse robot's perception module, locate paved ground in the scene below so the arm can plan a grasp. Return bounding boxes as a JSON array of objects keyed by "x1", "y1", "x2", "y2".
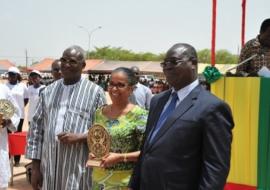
[
  {"x1": 8, "y1": 156, "x2": 32, "y2": 190},
  {"x1": 8, "y1": 99, "x2": 32, "y2": 190}
]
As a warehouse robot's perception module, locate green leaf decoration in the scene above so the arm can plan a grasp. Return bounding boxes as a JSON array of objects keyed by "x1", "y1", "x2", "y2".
[{"x1": 203, "y1": 66, "x2": 222, "y2": 83}]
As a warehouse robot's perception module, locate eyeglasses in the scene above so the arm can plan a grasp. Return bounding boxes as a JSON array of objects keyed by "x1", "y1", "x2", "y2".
[
  {"x1": 160, "y1": 59, "x2": 186, "y2": 68},
  {"x1": 60, "y1": 57, "x2": 81, "y2": 66},
  {"x1": 108, "y1": 82, "x2": 129, "y2": 89},
  {"x1": 52, "y1": 68, "x2": 60, "y2": 72}
]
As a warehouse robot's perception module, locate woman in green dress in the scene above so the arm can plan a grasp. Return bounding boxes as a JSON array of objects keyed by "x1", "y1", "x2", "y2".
[{"x1": 91, "y1": 67, "x2": 148, "y2": 190}]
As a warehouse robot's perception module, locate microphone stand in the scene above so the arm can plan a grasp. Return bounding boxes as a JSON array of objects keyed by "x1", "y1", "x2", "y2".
[{"x1": 226, "y1": 54, "x2": 257, "y2": 73}]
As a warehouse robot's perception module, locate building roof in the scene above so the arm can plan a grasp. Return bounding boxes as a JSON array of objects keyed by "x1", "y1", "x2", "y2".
[
  {"x1": 29, "y1": 58, "x2": 55, "y2": 71},
  {"x1": 0, "y1": 60, "x2": 15, "y2": 71},
  {"x1": 88, "y1": 60, "x2": 162, "y2": 74},
  {"x1": 84, "y1": 60, "x2": 103, "y2": 71},
  {"x1": 26, "y1": 58, "x2": 237, "y2": 75},
  {"x1": 28, "y1": 58, "x2": 103, "y2": 72},
  {"x1": 88, "y1": 60, "x2": 236, "y2": 75}
]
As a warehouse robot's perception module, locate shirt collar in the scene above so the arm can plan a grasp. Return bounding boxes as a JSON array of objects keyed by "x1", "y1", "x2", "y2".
[{"x1": 172, "y1": 79, "x2": 199, "y2": 102}]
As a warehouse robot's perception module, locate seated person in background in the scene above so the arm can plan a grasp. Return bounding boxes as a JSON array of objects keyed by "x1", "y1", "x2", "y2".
[
  {"x1": 155, "y1": 80, "x2": 165, "y2": 94},
  {"x1": 90, "y1": 67, "x2": 148, "y2": 190},
  {"x1": 237, "y1": 18, "x2": 270, "y2": 76}
]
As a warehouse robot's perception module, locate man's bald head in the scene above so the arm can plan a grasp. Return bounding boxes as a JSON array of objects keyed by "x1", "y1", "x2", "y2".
[
  {"x1": 166, "y1": 43, "x2": 198, "y2": 65},
  {"x1": 51, "y1": 59, "x2": 62, "y2": 80},
  {"x1": 130, "y1": 66, "x2": 140, "y2": 82},
  {"x1": 62, "y1": 45, "x2": 86, "y2": 67}
]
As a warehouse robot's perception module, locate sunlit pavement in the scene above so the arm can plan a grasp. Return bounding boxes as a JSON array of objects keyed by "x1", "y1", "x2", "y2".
[{"x1": 8, "y1": 156, "x2": 32, "y2": 190}]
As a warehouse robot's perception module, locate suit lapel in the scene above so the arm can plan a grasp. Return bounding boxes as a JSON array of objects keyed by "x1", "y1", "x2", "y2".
[
  {"x1": 144, "y1": 90, "x2": 171, "y2": 150},
  {"x1": 145, "y1": 85, "x2": 202, "y2": 152}
]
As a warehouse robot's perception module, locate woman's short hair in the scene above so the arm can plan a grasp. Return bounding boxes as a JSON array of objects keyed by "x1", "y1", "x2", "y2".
[{"x1": 111, "y1": 67, "x2": 137, "y2": 86}]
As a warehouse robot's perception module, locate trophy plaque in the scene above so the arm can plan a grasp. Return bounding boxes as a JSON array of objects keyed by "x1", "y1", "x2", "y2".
[
  {"x1": 87, "y1": 124, "x2": 111, "y2": 167},
  {"x1": 0, "y1": 99, "x2": 15, "y2": 128}
]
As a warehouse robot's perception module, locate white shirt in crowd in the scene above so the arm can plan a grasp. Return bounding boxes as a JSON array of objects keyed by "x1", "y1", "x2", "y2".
[
  {"x1": 130, "y1": 82, "x2": 153, "y2": 110},
  {"x1": 27, "y1": 85, "x2": 45, "y2": 122},
  {"x1": 5, "y1": 82, "x2": 28, "y2": 119},
  {"x1": 0, "y1": 84, "x2": 20, "y2": 189}
]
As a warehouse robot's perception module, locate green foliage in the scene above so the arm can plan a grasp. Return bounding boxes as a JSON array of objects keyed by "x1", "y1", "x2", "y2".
[
  {"x1": 215, "y1": 49, "x2": 238, "y2": 64},
  {"x1": 197, "y1": 49, "x2": 211, "y2": 63},
  {"x1": 88, "y1": 46, "x2": 164, "y2": 61},
  {"x1": 87, "y1": 46, "x2": 238, "y2": 64},
  {"x1": 197, "y1": 49, "x2": 238, "y2": 64}
]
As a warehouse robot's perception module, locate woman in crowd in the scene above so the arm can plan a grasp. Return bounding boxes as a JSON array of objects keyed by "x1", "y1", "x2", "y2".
[
  {"x1": 90, "y1": 67, "x2": 148, "y2": 190},
  {"x1": 5, "y1": 66, "x2": 28, "y2": 166}
]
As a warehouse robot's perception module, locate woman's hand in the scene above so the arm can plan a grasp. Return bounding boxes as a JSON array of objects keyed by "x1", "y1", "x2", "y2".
[
  {"x1": 100, "y1": 153, "x2": 123, "y2": 168},
  {"x1": 88, "y1": 153, "x2": 96, "y2": 160}
]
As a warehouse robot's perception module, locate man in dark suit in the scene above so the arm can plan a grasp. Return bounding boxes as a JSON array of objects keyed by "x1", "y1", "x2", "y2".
[{"x1": 128, "y1": 43, "x2": 234, "y2": 190}]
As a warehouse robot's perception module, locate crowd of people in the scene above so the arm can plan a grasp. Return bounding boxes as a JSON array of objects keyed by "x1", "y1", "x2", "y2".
[
  {"x1": 88, "y1": 73, "x2": 169, "y2": 96},
  {"x1": 0, "y1": 17, "x2": 269, "y2": 190},
  {"x1": 0, "y1": 43, "x2": 234, "y2": 190}
]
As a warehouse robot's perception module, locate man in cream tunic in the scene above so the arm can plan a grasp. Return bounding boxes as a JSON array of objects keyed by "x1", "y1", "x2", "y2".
[{"x1": 26, "y1": 46, "x2": 106, "y2": 190}]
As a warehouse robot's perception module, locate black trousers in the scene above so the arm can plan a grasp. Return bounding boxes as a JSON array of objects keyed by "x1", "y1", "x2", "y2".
[{"x1": 14, "y1": 119, "x2": 24, "y2": 163}]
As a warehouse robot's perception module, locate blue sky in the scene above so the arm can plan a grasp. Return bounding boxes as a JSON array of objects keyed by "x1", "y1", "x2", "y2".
[{"x1": 0, "y1": 0, "x2": 269, "y2": 65}]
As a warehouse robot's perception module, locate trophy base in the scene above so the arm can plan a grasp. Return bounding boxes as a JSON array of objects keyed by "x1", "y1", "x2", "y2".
[{"x1": 86, "y1": 159, "x2": 101, "y2": 167}]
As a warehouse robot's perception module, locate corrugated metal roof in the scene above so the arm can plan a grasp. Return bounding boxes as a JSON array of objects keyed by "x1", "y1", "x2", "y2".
[
  {"x1": 89, "y1": 60, "x2": 162, "y2": 73},
  {"x1": 29, "y1": 58, "x2": 55, "y2": 71},
  {"x1": 0, "y1": 60, "x2": 15, "y2": 71},
  {"x1": 28, "y1": 58, "x2": 103, "y2": 72},
  {"x1": 2, "y1": 58, "x2": 236, "y2": 75},
  {"x1": 88, "y1": 60, "x2": 236, "y2": 74}
]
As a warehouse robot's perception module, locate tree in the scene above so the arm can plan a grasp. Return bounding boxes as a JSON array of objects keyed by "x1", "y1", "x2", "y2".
[
  {"x1": 197, "y1": 49, "x2": 238, "y2": 64},
  {"x1": 88, "y1": 46, "x2": 164, "y2": 61},
  {"x1": 87, "y1": 46, "x2": 238, "y2": 64},
  {"x1": 216, "y1": 49, "x2": 238, "y2": 64},
  {"x1": 197, "y1": 49, "x2": 211, "y2": 63}
]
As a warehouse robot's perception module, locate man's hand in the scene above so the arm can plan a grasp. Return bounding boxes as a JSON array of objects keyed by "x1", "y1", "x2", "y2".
[
  {"x1": 57, "y1": 132, "x2": 86, "y2": 144},
  {"x1": 31, "y1": 160, "x2": 43, "y2": 190}
]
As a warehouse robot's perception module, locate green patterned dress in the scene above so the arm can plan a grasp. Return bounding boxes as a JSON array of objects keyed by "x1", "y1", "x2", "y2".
[{"x1": 92, "y1": 105, "x2": 148, "y2": 190}]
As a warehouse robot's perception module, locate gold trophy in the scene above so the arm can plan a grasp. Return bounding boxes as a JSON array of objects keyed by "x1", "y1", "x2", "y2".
[
  {"x1": 0, "y1": 99, "x2": 15, "y2": 128},
  {"x1": 87, "y1": 124, "x2": 111, "y2": 167}
]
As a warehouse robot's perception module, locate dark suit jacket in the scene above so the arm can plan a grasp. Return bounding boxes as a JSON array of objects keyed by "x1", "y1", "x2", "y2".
[{"x1": 129, "y1": 85, "x2": 234, "y2": 190}]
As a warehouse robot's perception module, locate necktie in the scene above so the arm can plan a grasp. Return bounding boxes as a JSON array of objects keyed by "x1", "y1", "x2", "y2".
[{"x1": 149, "y1": 92, "x2": 178, "y2": 143}]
